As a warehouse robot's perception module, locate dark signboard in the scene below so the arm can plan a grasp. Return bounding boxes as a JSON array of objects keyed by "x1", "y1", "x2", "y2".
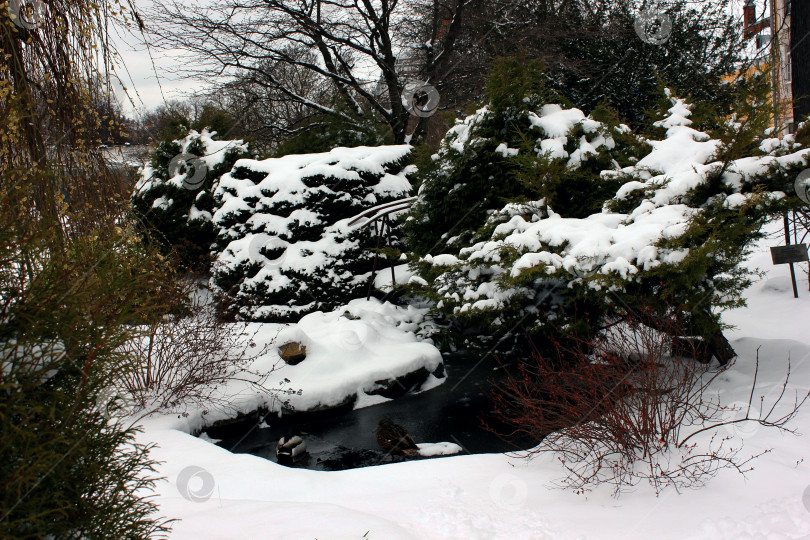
[{"x1": 770, "y1": 244, "x2": 809, "y2": 265}]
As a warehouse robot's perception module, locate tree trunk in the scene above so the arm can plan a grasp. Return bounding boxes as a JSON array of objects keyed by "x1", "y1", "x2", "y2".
[
  {"x1": 792, "y1": 0, "x2": 810, "y2": 124},
  {"x1": 694, "y1": 308, "x2": 736, "y2": 366},
  {"x1": 648, "y1": 309, "x2": 736, "y2": 366},
  {"x1": 706, "y1": 330, "x2": 736, "y2": 366}
]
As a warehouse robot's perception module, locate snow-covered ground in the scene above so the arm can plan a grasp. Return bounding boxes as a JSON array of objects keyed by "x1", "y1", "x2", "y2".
[{"x1": 139, "y1": 221, "x2": 810, "y2": 539}]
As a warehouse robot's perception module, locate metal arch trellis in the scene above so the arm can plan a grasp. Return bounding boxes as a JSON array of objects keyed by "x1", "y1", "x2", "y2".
[
  {"x1": 347, "y1": 197, "x2": 415, "y2": 299},
  {"x1": 789, "y1": 207, "x2": 810, "y2": 245}
]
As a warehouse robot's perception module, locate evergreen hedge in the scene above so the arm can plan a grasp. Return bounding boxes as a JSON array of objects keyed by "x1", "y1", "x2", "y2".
[{"x1": 211, "y1": 145, "x2": 415, "y2": 321}]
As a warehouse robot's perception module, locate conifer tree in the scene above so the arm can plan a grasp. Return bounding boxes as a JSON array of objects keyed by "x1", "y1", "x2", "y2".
[
  {"x1": 405, "y1": 58, "x2": 809, "y2": 358},
  {"x1": 132, "y1": 129, "x2": 251, "y2": 270},
  {"x1": 211, "y1": 146, "x2": 415, "y2": 321}
]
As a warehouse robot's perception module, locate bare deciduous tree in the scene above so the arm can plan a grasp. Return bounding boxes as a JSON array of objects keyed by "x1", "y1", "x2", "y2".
[{"x1": 148, "y1": 0, "x2": 470, "y2": 144}]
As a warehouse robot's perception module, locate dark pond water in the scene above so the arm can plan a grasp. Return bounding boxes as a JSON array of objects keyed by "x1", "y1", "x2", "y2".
[{"x1": 213, "y1": 353, "x2": 537, "y2": 470}]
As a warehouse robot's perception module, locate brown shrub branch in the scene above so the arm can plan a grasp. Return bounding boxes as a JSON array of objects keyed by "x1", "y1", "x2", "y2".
[
  {"x1": 491, "y1": 309, "x2": 809, "y2": 495},
  {"x1": 117, "y1": 279, "x2": 286, "y2": 414}
]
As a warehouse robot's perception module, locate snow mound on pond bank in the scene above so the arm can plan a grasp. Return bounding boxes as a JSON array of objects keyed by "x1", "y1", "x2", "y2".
[
  {"x1": 270, "y1": 298, "x2": 444, "y2": 413},
  {"x1": 416, "y1": 442, "x2": 463, "y2": 457},
  {"x1": 140, "y1": 298, "x2": 443, "y2": 435}
]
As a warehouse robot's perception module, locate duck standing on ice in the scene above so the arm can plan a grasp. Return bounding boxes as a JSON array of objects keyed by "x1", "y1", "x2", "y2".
[
  {"x1": 375, "y1": 417, "x2": 418, "y2": 458},
  {"x1": 277, "y1": 432, "x2": 307, "y2": 465}
]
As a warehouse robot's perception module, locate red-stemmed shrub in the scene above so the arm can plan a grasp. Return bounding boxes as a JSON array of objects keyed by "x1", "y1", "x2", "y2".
[{"x1": 490, "y1": 308, "x2": 808, "y2": 495}]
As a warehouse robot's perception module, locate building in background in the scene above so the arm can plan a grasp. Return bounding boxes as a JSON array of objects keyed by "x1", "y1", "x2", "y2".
[
  {"x1": 790, "y1": 0, "x2": 809, "y2": 127},
  {"x1": 770, "y1": 0, "x2": 794, "y2": 133},
  {"x1": 744, "y1": 0, "x2": 795, "y2": 135}
]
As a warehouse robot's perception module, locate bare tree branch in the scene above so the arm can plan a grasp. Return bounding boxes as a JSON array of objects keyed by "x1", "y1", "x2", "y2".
[{"x1": 147, "y1": 0, "x2": 468, "y2": 144}]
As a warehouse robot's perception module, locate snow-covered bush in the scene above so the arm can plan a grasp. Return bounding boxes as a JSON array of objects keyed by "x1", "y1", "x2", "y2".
[
  {"x1": 406, "y1": 58, "x2": 645, "y2": 259},
  {"x1": 406, "y1": 61, "x2": 810, "y2": 355},
  {"x1": 211, "y1": 145, "x2": 415, "y2": 321},
  {"x1": 132, "y1": 129, "x2": 250, "y2": 269}
]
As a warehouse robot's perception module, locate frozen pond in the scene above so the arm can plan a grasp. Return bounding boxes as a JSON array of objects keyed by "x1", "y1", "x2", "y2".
[{"x1": 214, "y1": 352, "x2": 537, "y2": 470}]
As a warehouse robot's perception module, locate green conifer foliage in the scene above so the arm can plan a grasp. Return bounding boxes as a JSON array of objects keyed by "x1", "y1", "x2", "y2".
[
  {"x1": 211, "y1": 146, "x2": 415, "y2": 321},
  {"x1": 131, "y1": 129, "x2": 251, "y2": 270},
  {"x1": 541, "y1": 1, "x2": 742, "y2": 129},
  {"x1": 406, "y1": 58, "x2": 640, "y2": 258},
  {"x1": 405, "y1": 60, "x2": 809, "y2": 355}
]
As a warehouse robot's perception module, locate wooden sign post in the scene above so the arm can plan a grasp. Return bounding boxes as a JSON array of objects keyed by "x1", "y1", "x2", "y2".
[{"x1": 770, "y1": 214, "x2": 809, "y2": 298}]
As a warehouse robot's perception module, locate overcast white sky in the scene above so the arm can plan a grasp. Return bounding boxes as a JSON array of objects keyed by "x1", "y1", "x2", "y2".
[
  {"x1": 111, "y1": 0, "x2": 208, "y2": 117},
  {"x1": 112, "y1": 0, "x2": 751, "y2": 119}
]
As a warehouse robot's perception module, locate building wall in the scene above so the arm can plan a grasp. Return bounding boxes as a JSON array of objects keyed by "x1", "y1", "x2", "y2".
[{"x1": 771, "y1": 0, "x2": 794, "y2": 133}]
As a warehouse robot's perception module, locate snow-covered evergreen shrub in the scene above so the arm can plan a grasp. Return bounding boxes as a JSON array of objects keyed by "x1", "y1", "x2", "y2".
[
  {"x1": 407, "y1": 66, "x2": 810, "y2": 353},
  {"x1": 406, "y1": 58, "x2": 645, "y2": 259},
  {"x1": 132, "y1": 129, "x2": 250, "y2": 269},
  {"x1": 211, "y1": 145, "x2": 415, "y2": 321}
]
